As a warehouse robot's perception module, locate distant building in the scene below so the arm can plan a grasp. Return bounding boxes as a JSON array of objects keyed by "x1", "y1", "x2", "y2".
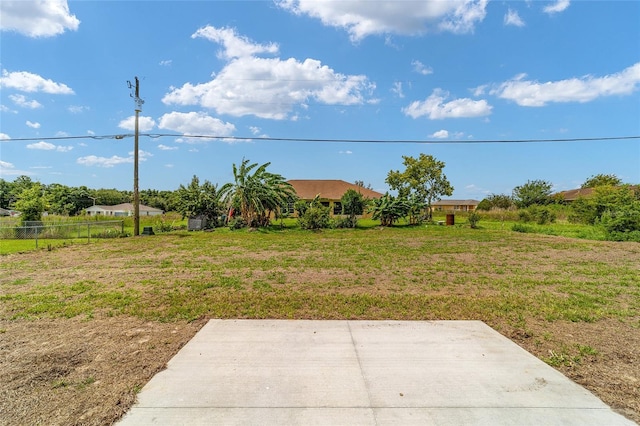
[
  {"x1": 431, "y1": 199, "x2": 480, "y2": 212},
  {"x1": 555, "y1": 186, "x2": 638, "y2": 203},
  {"x1": 287, "y1": 180, "x2": 384, "y2": 216},
  {"x1": 85, "y1": 203, "x2": 163, "y2": 217}
]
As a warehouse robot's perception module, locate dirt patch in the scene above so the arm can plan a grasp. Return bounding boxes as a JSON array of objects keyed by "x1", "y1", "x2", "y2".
[
  {"x1": 502, "y1": 318, "x2": 640, "y2": 423},
  {"x1": 0, "y1": 317, "x2": 204, "y2": 426}
]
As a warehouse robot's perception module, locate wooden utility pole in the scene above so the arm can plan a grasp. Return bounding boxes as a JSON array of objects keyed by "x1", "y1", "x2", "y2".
[{"x1": 129, "y1": 77, "x2": 143, "y2": 236}]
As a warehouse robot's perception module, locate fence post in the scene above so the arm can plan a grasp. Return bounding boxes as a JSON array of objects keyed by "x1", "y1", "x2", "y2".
[
  {"x1": 121, "y1": 221, "x2": 124, "y2": 235},
  {"x1": 87, "y1": 223, "x2": 91, "y2": 243},
  {"x1": 35, "y1": 226, "x2": 39, "y2": 249}
]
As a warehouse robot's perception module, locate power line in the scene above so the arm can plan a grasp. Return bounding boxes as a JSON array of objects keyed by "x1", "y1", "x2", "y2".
[{"x1": 3, "y1": 134, "x2": 640, "y2": 144}]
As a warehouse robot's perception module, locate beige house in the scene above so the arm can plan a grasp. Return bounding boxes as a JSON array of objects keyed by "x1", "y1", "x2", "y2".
[
  {"x1": 431, "y1": 199, "x2": 480, "y2": 212},
  {"x1": 287, "y1": 180, "x2": 383, "y2": 216},
  {"x1": 85, "y1": 203, "x2": 163, "y2": 217}
]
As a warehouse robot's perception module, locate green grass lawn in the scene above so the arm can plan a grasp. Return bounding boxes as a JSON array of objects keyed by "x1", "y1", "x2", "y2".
[
  {"x1": 2, "y1": 223, "x2": 638, "y2": 327},
  {"x1": 2, "y1": 217, "x2": 639, "y2": 423}
]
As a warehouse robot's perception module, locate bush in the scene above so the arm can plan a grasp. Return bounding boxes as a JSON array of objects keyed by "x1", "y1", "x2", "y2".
[
  {"x1": 468, "y1": 212, "x2": 481, "y2": 229},
  {"x1": 228, "y1": 217, "x2": 247, "y2": 230},
  {"x1": 333, "y1": 216, "x2": 357, "y2": 229},
  {"x1": 518, "y1": 206, "x2": 556, "y2": 225},
  {"x1": 600, "y1": 206, "x2": 640, "y2": 237},
  {"x1": 512, "y1": 223, "x2": 533, "y2": 233},
  {"x1": 298, "y1": 205, "x2": 330, "y2": 230}
]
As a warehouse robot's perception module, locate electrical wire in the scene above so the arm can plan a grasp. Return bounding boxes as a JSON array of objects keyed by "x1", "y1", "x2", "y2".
[{"x1": 3, "y1": 134, "x2": 639, "y2": 144}]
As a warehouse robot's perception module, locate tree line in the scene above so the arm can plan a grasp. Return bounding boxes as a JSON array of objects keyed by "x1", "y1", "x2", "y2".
[
  {"x1": 477, "y1": 174, "x2": 640, "y2": 241},
  {"x1": 0, "y1": 154, "x2": 454, "y2": 229},
  {"x1": 2, "y1": 161, "x2": 638, "y2": 239}
]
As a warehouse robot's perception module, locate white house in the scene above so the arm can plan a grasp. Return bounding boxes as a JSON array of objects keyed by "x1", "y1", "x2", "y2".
[{"x1": 85, "y1": 203, "x2": 163, "y2": 217}]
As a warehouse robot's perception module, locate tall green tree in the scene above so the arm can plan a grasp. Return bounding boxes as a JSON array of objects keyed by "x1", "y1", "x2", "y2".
[
  {"x1": 340, "y1": 189, "x2": 367, "y2": 228},
  {"x1": 512, "y1": 180, "x2": 553, "y2": 208},
  {"x1": 92, "y1": 188, "x2": 129, "y2": 206},
  {"x1": 13, "y1": 184, "x2": 47, "y2": 223},
  {"x1": 385, "y1": 154, "x2": 453, "y2": 220},
  {"x1": 477, "y1": 193, "x2": 514, "y2": 211},
  {"x1": 0, "y1": 179, "x2": 12, "y2": 209},
  {"x1": 581, "y1": 174, "x2": 622, "y2": 188},
  {"x1": 221, "y1": 158, "x2": 296, "y2": 227},
  {"x1": 175, "y1": 175, "x2": 227, "y2": 227}
]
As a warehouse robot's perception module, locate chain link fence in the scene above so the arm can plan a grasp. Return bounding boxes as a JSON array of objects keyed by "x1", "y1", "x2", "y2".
[{"x1": 0, "y1": 220, "x2": 125, "y2": 249}]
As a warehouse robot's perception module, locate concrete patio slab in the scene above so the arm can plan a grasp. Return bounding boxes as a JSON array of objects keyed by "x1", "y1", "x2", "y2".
[{"x1": 117, "y1": 320, "x2": 635, "y2": 425}]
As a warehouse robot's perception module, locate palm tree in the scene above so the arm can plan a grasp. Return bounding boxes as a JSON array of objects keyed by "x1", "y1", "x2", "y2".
[
  {"x1": 368, "y1": 193, "x2": 409, "y2": 226},
  {"x1": 222, "y1": 158, "x2": 297, "y2": 227}
]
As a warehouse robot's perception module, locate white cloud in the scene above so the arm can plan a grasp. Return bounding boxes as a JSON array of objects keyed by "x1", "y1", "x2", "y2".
[
  {"x1": 430, "y1": 130, "x2": 449, "y2": 139},
  {"x1": 412, "y1": 60, "x2": 433, "y2": 76},
  {"x1": 77, "y1": 155, "x2": 133, "y2": 168},
  {"x1": 339, "y1": 150, "x2": 353, "y2": 155},
  {"x1": 27, "y1": 141, "x2": 56, "y2": 150},
  {"x1": 158, "y1": 111, "x2": 236, "y2": 141},
  {"x1": 129, "y1": 150, "x2": 153, "y2": 160},
  {"x1": 491, "y1": 62, "x2": 640, "y2": 106},
  {"x1": 118, "y1": 115, "x2": 156, "y2": 132},
  {"x1": 165, "y1": 164, "x2": 174, "y2": 168},
  {"x1": 504, "y1": 9, "x2": 525, "y2": 27},
  {"x1": 249, "y1": 126, "x2": 261, "y2": 135},
  {"x1": 159, "y1": 59, "x2": 172, "y2": 66},
  {"x1": 0, "y1": 133, "x2": 10, "y2": 140},
  {"x1": 1, "y1": 69, "x2": 74, "y2": 94},
  {"x1": 403, "y1": 89, "x2": 492, "y2": 119},
  {"x1": 1, "y1": 104, "x2": 17, "y2": 113},
  {"x1": 158, "y1": 144, "x2": 178, "y2": 151},
  {"x1": 163, "y1": 26, "x2": 376, "y2": 120},
  {"x1": 277, "y1": 0, "x2": 488, "y2": 41},
  {"x1": 68, "y1": 105, "x2": 88, "y2": 113},
  {"x1": 192, "y1": 26, "x2": 279, "y2": 60},
  {"x1": 0, "y1": 160, "x2": 31, "y2": 177},
  {"x1": 26, "y1": 120, "x2": 41, "y2": 129},
  {"x1": 86, "y1": 130, "x2": 95, "y2": 136},
  {"x1": 9, "y1": 94, "x2": 42, "y2": 109},
  {"x1": 544, "y1": 0, "x2": 570, "y2": 15},
  {"x1": 26, "y1": 141, "x2": 73, "y2": 152},
  {"x1": 391, "y1": 81, "x2": 404, "y2": 98},
  {"x1": 0, "y1": 0, "x2": 80, "y2": 37}
]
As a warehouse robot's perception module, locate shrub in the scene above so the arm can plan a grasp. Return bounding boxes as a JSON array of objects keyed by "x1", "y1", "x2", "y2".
[
  {"x1": 228, "y1": 217, "x2": 247, "y2": 230},
  {"x1": 512, "y1": 223, "x2": 533, "y2": 233},
  {"x1": 298, "y1": 205, "x2": 330, "y2": 230},
  {"x1": 600, "y1": 206, "x2": 640, "y2": 240},
  {"x1": 333, "y1": 216, "x2": 357, "y2": 229},
  {"x1": 518, "y1": 206, "x2": 556, "y2": 225},
  {"x1": 468, "y1": 212, "x2": 481, "y2": 229}
]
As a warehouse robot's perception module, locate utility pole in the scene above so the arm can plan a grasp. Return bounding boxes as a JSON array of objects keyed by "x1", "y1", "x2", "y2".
[{"x1": 128, "y1": 77, "x2": 144, "y2": 236}]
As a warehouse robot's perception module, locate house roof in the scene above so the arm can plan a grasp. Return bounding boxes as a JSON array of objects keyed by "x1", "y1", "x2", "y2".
[
  {"x1": 555, "y1": 188, "x2": 595, "y2": 201},
  {"x1": 432, "y1": 199, "x2": 480, "y2": 206},
  {"x1": 287, "y1": 180, "x2": 383, "y2": 201},
  {"x1": 556, "y1": 185, "x2": 637, "y2": 201},
  {"x1": 86, "y1": 203, "x2": 163, "y2": 212}
]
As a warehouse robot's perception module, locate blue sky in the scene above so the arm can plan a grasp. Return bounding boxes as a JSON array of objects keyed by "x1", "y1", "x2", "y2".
[{"x1": 1, "y1": 0, "x2": 639, "y2": 199}]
